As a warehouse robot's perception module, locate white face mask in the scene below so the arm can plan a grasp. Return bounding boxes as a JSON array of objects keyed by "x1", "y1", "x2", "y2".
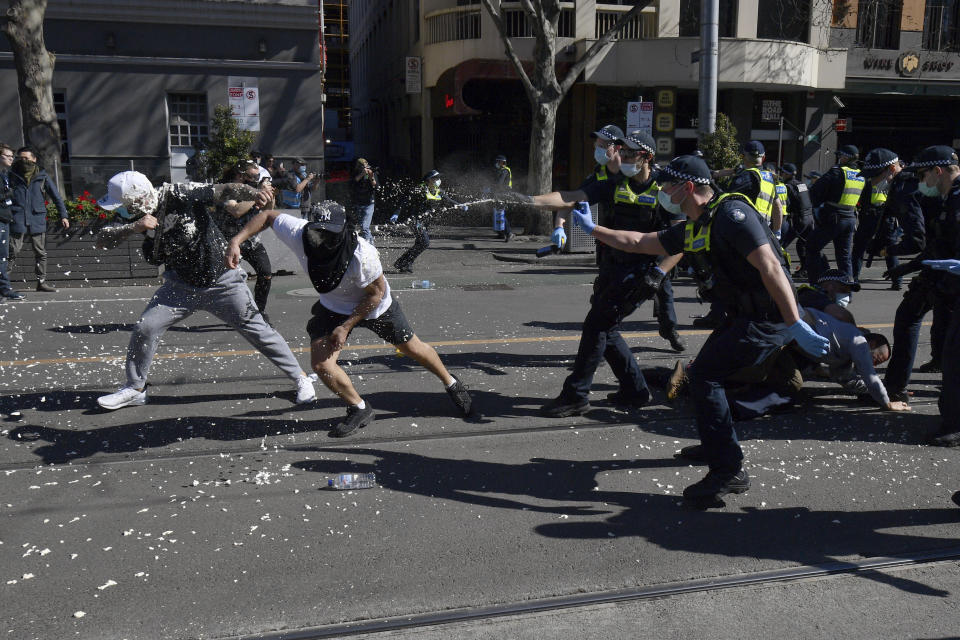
[
  {"x1": 594, "y1": 146, "x2": 610, "y2": 166},
  {"x1": 835, "y1": 293, "x2": 852, "y2": 308},
  {"x1": 658, "y1": 187, "x2": 686, "y2": 215},
  {"x1": 620, "y1": 163, "x2": 639, "y2": 177},
  {"x1": 918, "y1": 175, "x2": 940, "y2": 197},
  {"x1": 433, "y1": 179, "x2": 441, "y2": 188}
]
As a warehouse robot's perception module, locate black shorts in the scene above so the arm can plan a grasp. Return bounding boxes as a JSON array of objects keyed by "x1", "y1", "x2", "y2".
[{"x1": 306, "y1": 298, "x2": 415, "y2": 345}]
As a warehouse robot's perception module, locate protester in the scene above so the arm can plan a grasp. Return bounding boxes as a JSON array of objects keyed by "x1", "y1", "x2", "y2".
[
  {"x1": 225, "y1": 201, "x2": 474, "y2": 436},
  {"x1": 92, "y1": 170, "x2": 315, "y2": 410},
  {"x1": 0, "y1": 142, "x2": 24, "y2": 301},
  {"x1": 349, "y1": 158, "x2": 378, "y2": 242}
]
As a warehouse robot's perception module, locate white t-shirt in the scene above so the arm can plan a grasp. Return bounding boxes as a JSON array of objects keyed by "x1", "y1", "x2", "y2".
[{"x1": 271, "y1": 213, "x2": 393, "y2": 318}]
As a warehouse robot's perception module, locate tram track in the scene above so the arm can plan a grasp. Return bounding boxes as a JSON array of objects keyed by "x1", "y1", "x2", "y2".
[{"x1": 225, "y1": 547, "x2": 960, "y2": 639}]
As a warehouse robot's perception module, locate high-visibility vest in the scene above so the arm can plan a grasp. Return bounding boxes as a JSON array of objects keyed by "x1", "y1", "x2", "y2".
[
  {"x1": 424, "y1": 183, "x2": 442, "y2": 201},
  {"x1": 745, "y1": 167, "x2": 777, "y2": 221},
  {"x1": 775, "y1": 180, "x2": 789, "y2": 218},
  {"x1": 837, "y1": 166, "x2": 866, "y2": 208},
  {"x1": 611, "y1": 178, "x2": 660, "y2": 232},
  {"x1": 594, "y1": 165, "x2": 608, "y2": 181},
  {"x1": 501, "y1": 165, "x2": 512, "y2": 188}
]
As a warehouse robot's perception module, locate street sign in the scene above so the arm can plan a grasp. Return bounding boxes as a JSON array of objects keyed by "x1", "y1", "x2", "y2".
[
  {"x1": 835, "y1": 118, "x2": 847, "y2": 132},
  {"x1": 627, "y1": 101, "x2": 654, "y2": 135},
  {"x1": 406, "y1": 57, "x2": 422, "y2": 94},
  {"x1": 228, "y1": 76, "x2": 260, "y2": 131}
]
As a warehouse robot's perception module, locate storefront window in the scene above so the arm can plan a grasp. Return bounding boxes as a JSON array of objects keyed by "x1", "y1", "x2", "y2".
[
  {"x1": 679, "y1": 0, "x2": 737, "y2": 38},
  {"x1": 924, "y1": 0, "x2": 960, "y2": 51},
  {"x1": 855, "y1": 0, "x2": 902, "y2": 50}
]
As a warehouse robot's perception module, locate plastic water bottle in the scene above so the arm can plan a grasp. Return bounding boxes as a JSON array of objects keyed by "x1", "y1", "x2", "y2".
[
  {"x1": 411, "y1": 280, "x2": 421, "y2": 289},
  {"x1": 422, "y1": 280, "x2": 433, "y2": 289},
  {"x1": 328, "y1": 473, "x2": 377, "y2": 490}
]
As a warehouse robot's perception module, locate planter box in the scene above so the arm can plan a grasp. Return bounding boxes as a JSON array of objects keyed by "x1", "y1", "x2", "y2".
[{"x1": 9, "y1": 221, "x2": 160, "y2": 287}]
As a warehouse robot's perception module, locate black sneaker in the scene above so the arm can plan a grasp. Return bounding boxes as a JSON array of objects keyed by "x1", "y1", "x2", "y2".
[
  {"x1": 917, "y1": 360, "x2": 942, "y2": 374},
  {"x1": 605, "y1": 388, "x2": 651, "y2": 408},
  {"x1": 931, "y1": 429, "x2": 960, "y2": 448},
  {"x1": 541, "y1": 395, "x2": 589, "y2": 418},
  {"x1": 36, "y1": 281, "x2": 57, "y2": 292},
  {"x1": 331, "y1": 404, "x2": 375, "y2": 438},
  {"x1": 660, "y1": 328, "x2": 686, "y2": 352},
  {"x1": 504, "y1": 232, "x2": 515, "y2": 243},
  {"x1": 888, "y1": 283, "x2": 902, "y2": 291},
  {"x1": 683, "y1": 469, "x2": 750, "y2": 500},
  {"x1": 674, "y1": 443, "x2": 709, "y2": 463},
  {"x1": 888, "y1": 389, "x2": 910, "y2": 404},
  {"x1": 446, "y1": 376, "x2": 473, "y2": 416}
]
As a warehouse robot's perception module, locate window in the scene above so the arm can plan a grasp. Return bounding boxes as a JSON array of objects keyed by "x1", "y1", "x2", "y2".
[
  {"x1": 53, "y1": 90, "x2": 72, "y2": 197},
  {"x1": 924, "y1": 0, "x2": 960, "y2": 51},
  {"x1": 679, "y1": 0, "x2": 738, "y2": 38},
  {"x1": 167, "y1": 93, "x2": 209, "y2": 148},
  {"x1": 757, "y1": 0, "x2": 811, "y2": 42},
  {"x1": 855, "y1": 0, "x2": 902, "y2": 49}
]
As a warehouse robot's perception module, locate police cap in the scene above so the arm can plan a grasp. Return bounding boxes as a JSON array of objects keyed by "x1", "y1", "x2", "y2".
[
  {"x1": 618, "y1": 130, "x2": 655, "y2": 155},
  {"x1": 742, "y1": 140, "x2": 765, "y2": 156},
  {"x1": 423, "y1": 169, "x2": 441, "y2": 182},
  {"x1": 654, "y1": 155, "x2": 713, "y2": 185},
  {"x1": 590, "y1": 125, "x2": 625, "y2": 142},
  {"x1": 859, "y1": 148, "x2": 899, "y2": 178},
  {"x1": 837, "y1": 145, "x2": 859, "y2": 160},
  {"x1": 906, "y1": 145, "x2": 959, "y2": 170},
  {"x1": 495, "y1": 154, "x2": 506, "y2": 162},
  {"x1": 780, "y1": 163, "x2": 798, "y2": 177},
  {"x1": 818, "y1": 268, "x2": 861, "y2": 292}
]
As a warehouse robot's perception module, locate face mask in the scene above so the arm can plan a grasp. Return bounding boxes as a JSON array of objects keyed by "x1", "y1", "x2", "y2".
[
  {"x1": 297, "y1": 168, "x2": 307, "y2": 178},
  {"x1": 620, "y1": 163, "x2": 639, "y2": 177},
  {"x1": 14, "y1": 158, "x2": 36, "y2": 171},
  {"x1": 918, "y1": 179, "x2": 940, "y2": 197},
  {"x1": 835, "y1": 293, "x2": 852, "y2": 308},
  {"x1": 434, "y1": 179, "x2": 441, "y2": 188},
  {"x1": 658, "y1": 188, "x2": 686, "y2": 215},
  {"x1": 594, "y1": 146, "x2": 610, "y2": 166}
]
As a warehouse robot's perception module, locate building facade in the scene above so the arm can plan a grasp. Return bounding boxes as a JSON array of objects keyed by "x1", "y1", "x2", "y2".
[
  {"x1": 351, "y1": 1, "x2": 960, "y2": 188},
  {"x1": 0, "y1": 0, "x2": 325, "y2": 199}
]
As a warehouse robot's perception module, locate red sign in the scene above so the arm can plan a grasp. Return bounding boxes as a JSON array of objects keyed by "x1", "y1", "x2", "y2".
[
  {"x1": 444, "y1": 94, "x2": 454, "y2": 109},
  {"x1": 228, "y1": 88, "x2": 243, "y2": 98},
  {"x1": 835, "y1": 118, "x2": 847, "y2": 132}
]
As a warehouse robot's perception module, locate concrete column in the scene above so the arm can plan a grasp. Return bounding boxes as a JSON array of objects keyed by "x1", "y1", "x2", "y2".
[
  {"x1": 576, "y1": 0, "x2": 596, "y2": 40},
  {"x1": 422, "y1": 89, "x2": 434, "y2": 173},
  {"x1": 736, "y1": 0, "x2": 758, "y2": 39}
]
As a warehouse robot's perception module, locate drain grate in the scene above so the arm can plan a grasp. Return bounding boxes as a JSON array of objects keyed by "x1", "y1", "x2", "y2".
[{"x1": 461, "y1": 283, "x2": 514, "y2": 291}]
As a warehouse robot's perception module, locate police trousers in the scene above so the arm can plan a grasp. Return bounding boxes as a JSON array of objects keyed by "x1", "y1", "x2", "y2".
[
  {"x1": 687, "y1": 317, "x2": 787, "y2": 473},
  {"x1": 395, "y1": 223, "x2": 429, "y2": 270},
  {"x1": 884, "y1": 276, "x2": 953, "y2": 394},
  {"x1": 938, "y1": 297, "x2": 960, "y2": 434}
]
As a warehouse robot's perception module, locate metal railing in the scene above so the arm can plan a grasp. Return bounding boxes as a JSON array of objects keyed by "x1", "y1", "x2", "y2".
[
  {"x1": 595, "y1": 9, "x2": 657, "y2": 40},
  {"x1": 502, "y1": 8, "x2": 574, "y2": 37},
  {"x1": 426, "y1": 7, "x2": 482, "y2": 44}
]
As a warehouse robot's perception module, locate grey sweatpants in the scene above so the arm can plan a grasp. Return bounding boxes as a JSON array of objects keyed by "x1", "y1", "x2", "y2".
[{"x1": 124, "y1": 269, "x2": 303, "y2": 389}]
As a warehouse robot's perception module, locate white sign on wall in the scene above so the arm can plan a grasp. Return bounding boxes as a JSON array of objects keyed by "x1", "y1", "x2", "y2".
[
  {"x1": 228, "y1": 76, "x2": 261, "y2": 131},
  {"x1": 627, "y1": 101, "x2": 654, "y2": 135},
  {"x1": 406, "y1": 57, "x2": 422, "y2": 94}
]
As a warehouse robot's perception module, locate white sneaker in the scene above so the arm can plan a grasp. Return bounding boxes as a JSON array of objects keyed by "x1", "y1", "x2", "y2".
[
  {"x1": 295, "y1": 375, "x2": 316, "y2": 405},
  {"x1": 98, "y1": 387, "x2": 147, "y2": 410}
]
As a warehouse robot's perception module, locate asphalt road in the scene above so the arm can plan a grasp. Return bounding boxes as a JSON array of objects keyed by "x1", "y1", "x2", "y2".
[{"x1": 1, "y1": 228, "x2": 958, "y2": 639}]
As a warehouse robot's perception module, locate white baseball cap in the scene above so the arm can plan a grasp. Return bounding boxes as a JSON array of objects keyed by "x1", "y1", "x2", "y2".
[{"x1": 98, "y1": 171, "x2": 154, "y2": 210}]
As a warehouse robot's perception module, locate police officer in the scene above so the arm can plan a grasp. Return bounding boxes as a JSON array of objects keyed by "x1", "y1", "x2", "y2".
[
  {"x1": 571, "y1": 155, "x2": 829, "y2": 504},
  {"x1": 851, "y1": 148, "x2": 901, "y2": 287},
  {"x1": 0, "y1": 142, "x2": 25, "y2": 301},
  {"x1": 920, "y1": 259, "x2": 960, "y2": 447},
  {"x1": 551, "y1": 124, "x2": 625, "y2": 256},
  {"x1": 491, "y1": 154, "x2": 514, "y2": 242},
  {"x1": 391, "y1": 169, "x2": 466, "y2": 273},
  {"x1": 778, "y1": 163, "x2": 815, "y2": 280},
  {"x1": 520, "y1": 130, "x2": 685, "y2": 416},
  {"x1": 806, "y1": 144, "x2": 866, "y2": 282},
  {"x1": 883, "y1": 145, "x2": 960, "y2": 402}
]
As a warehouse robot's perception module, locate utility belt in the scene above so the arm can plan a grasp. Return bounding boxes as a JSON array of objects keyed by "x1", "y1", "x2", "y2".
[
  {"x1": 821, "y1": 202, "x2": 857, "y2": 221},
  {"x1": 698, "y1": 276, "x2": 781, "y2": 322},
  {"x1": 592, "y1": 259, "x2": 660, "y2": 318}
]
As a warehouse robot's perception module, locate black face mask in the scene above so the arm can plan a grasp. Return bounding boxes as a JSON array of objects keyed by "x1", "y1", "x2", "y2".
[{"x1": 303, "y1": 224, "x2": 358, "y2": 294}]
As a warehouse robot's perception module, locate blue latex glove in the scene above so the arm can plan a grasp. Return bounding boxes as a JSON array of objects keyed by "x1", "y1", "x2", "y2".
[
  {"x1": 551, "y1": 226, "x2": 567, "y2": 249},
  {"x1": 458, "y1": 203, "x2": 468, "y2": 211},
  {"x1": 922, "y1": 259, "x2": 960, "y2": 276},
  {"x1": 571, "y1": 201, "x2": 595, "y2": 234},
  {"x1": 785, "y1": 320, "x2": 830, "y2": 358},
  {"x1": 389, "y1": 214, "x2": 399, "y2": 224}
]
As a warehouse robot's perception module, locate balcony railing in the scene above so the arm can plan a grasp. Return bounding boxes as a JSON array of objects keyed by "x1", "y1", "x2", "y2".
[
  {"x1": 924, "y1": 3, "x2": 960, "y2": 51},
  {"x1": 503, "y1": 8, "x2": 574, "y2": 37},
  {"x1": 426, "y1": 7, "x2": 482, "y2": 44},
  {"x1": 595, "y1": 9, "x2": 657, "y2": 40}
]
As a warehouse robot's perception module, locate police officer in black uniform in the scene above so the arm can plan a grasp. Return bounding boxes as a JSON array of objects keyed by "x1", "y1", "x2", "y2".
[
  {"x1": 391, "y1": 169, "x2": 467, "y2": 273},
  {"x1": 851, "y1": 148, "x2": 903, "y2": 287},
  {"x1": 570, "y1": 155, "x2": 829, "y2": 504},
  {"x1": 521, "y1": 130, "x2": 685, "y2": 416},
  {"x1": 778, "y1": 163, "x2": 814, "y2": 280},
  {"x1": 920, "y1": 258, "x2": 960, "y2": 448},
  {"x1": 806, "y1": 145, "x2": 866, "y2": 282},
  {"x1": 883, "y1": 145, "x2": 960, "y2": 403}
]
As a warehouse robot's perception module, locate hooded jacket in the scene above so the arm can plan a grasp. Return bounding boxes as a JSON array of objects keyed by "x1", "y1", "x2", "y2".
[{"x1": 8, "y1": 166, "x2": 68, "y2": 234}]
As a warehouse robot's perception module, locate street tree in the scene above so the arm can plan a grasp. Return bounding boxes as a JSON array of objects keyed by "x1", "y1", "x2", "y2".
[
  {"x1": 698, "y1": 113, "x2": 740, "y2": 172},
  {"x1": 2, "y1": 0, "x2": 62, "y2": 189},
  {"x1": 479, "y1": 0, "x2": 651, "y2": 234},
  {"x1": 204, "y1": 105, "x2": 256, "y2": 181}
]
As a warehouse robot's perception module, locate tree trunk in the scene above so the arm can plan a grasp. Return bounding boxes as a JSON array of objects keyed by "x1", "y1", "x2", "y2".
[
  {"x1": 525, "y1": 99, "x2": 559, "y2": 235},
  {"x1": 3, "y1": 0, "x2": 63, "y2": 191}
]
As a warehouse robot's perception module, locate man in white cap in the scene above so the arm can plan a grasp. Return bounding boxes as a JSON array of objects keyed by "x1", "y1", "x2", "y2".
[
  {"x1": 226, "y1": 200, "x2": 474, "y2": 437},
  {"x1": 93, "y1": 171, "x2": 316, "y2": 410}
]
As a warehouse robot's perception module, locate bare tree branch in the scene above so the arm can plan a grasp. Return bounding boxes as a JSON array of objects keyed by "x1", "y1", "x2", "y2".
[
  {"x1": 559, "y1": 0, "x2": 652, "y2": 95},
  {"x1": 479, "y1": 0, "x2": 538, "y2": 98}
]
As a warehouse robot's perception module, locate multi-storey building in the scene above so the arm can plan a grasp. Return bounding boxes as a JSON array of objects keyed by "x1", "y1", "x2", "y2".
[
  {"x1": 0, "y1": 0, "x2": 325, "y2": 198},
  {"x1": 351, "y1": 1, "x2": 960, "y2": 188}
]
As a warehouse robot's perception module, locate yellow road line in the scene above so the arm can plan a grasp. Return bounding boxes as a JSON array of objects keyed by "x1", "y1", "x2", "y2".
[{"x1": 0, "y1": 322, "x2": 909, "y2": 369}]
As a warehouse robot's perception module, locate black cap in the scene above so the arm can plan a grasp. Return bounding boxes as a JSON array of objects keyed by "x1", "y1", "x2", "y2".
[
  {"x1": 906, "y1": 145, "x2": 959, "y2": 170},
  {"x1": 618, "y1": 130, "x2": 655, "y2": 154},
  {"x1": 291, "y1": 157, "x2": 306, "y2": 165},
  {"x1": 654, "y1": 155, "x2": 713, "y2": 185},
  {"x1": 591, "y1": 124, "x2": 625, "y2": 142},
  {"x1": 495, "y1": 154, "x2": 506, "y2": 162},
  {"x1": 859, "y1": 148, "x2": 899, "y2": 178},
  {"x1": 818, "y1": 268, "x2": 861, "y2": 292},
  {"x1": 423, "y1": 169, "x2": 441, "y2": 182},
  {"x1": 780, "y1": 163, "x2": 798, "y2": 177},
  {"x1": 305, "y1": 200, "x2": 347, "y2": 234},
  {"x1": 742, "y1": 140, "x2": 765, "y2": 156},
  {"x1": 837, "y1": 145, "x2": 859, "y2": 160}
]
